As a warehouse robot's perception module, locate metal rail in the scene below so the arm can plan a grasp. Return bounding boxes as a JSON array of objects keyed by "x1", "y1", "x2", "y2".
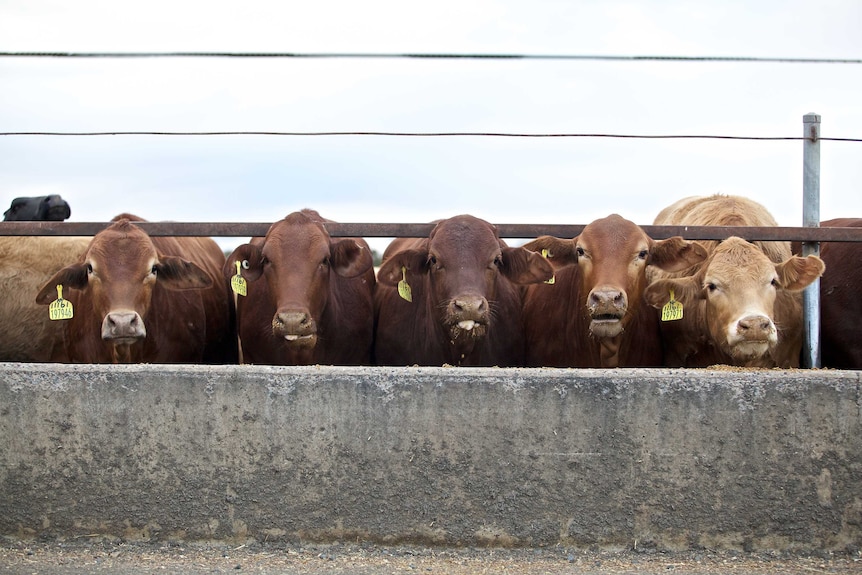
[{"x1": 1, "y1": 221, "x2": 861, "y2": 242}]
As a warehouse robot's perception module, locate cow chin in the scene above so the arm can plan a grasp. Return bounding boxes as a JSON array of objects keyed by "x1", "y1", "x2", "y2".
[
  {"x1": 447, "y1": 319, "x2": 488, "y2": 342},
  {"x1": 589, "y1": 317, "x2": 624, "y2": 338}
]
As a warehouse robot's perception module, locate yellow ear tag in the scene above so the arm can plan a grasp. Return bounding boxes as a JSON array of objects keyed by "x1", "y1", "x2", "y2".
[
  {"x1": 541, "y1": 249, "x2": 555, "y2": 284},
  {"x1": 49, "y1": 285, "x2": 74, "y2": 321},
  {"x1": 661, "y1": 288, "x2": 684, "y2": 321},
  {"x1": 231, "y1": 261, "x2": 247, "y2": 297},
  {"x1": 397, "y1": 266, "x2": 412, "y2": 302}
]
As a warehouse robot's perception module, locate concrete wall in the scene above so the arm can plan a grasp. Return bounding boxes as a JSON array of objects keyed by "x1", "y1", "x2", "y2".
[{"x1": 1, "y1": 364, "x2": 861, "y2": 552}]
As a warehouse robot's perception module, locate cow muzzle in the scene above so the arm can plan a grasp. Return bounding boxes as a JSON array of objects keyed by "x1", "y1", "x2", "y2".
[
  {"x1": 726, "y1": 314, "x2": 777, "y2": 359},
  {"x1": 273, "y1": 310, "x2": 318, "y2": 348},
  {"x1": 102, "y1": 310, "x2": 147, "y2": 344},
  {"x1": 447, "y1": 295, "x2": 489, "y2": 340},
  {"x1": 588, "y1": 287, "x2": 627, "y2": 338}
]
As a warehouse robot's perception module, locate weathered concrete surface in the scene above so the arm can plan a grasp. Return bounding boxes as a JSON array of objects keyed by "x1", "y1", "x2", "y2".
[{"x1": 0, "y1": 364, "x2": 860, "y2": 553}]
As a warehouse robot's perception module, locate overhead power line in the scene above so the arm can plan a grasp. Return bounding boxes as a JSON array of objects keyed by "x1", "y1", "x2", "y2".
[
  {"x1": 0, "y1": 51, "x2": 860, "y2": 64},
  {"x1": 1, "y1": 131, "x2": 860, "y2": 142}
]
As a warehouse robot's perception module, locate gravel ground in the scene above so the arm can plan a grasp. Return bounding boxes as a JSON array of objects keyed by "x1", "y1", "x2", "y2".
[{"x1": 2, "y1": 540, "x2": 861, "y2": 575}]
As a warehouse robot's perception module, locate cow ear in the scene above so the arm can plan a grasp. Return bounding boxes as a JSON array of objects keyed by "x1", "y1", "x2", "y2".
[
  {"x1": 644, "y1": 277, "x2": 702, "y2": 309},
  {"x1": 35, "y1": 264, "x2": 89, "y2": 304},
  {"x1": 331, "y1": 239, "x2": 374, "y2": 278},
  {"x1": 521, "y1": 236, "x2": 579, "y2": 269},
  {"x1": 499, "y1": 247, "x2": 555, "y2": 285},
  {"x1": 377, "y1": 249, "x2": 428, "y2": 286},
  {"x1": 155, "y1": 256, "x2": 213, "y2": 290},
  {"x1": 774, "y1": 255, "x2": 825, "y2": 291},
  {"x1": 224, "y1": 244, "x2": 264, "y2": 282},
  {"x1": 648, "y1": 237, "x2": 708, "y2": 272}
]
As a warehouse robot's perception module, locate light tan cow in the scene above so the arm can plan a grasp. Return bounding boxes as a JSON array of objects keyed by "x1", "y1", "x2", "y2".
[{"x1": 644, "y1": 194, "x2": 825, "y2": 367}]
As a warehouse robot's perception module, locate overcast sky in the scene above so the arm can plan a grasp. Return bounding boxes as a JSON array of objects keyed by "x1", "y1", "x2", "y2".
[{"x1": 1, "y1": 0, "x2": 860, "y2": 252}]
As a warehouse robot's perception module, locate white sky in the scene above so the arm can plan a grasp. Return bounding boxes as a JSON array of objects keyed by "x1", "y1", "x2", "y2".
[{"x1": 1, "y1": 0, "x2": 860, "y2": 253}]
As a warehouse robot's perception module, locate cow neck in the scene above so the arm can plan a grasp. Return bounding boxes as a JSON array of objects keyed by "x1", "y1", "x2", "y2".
[
  {"x1": 598, "y1": 338, "x2": 621, "y2": 368},
  {"x1": 111, "y1": 343, "x2": 134, "y2": 364}
]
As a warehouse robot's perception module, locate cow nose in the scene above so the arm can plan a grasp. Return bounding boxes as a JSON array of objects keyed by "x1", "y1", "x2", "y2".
[
  {"x1": 589, "y1": 287, "x2": 627, "y2": 312},
  {"x1": 274, "y1": 310, "x2": 314, "y2": 333},
  {"x1": 736, "y1": 315, "x2": 773, "y2": 339},
  {"x1": 102, "y1": 311, "x2": 146, "y2": 341},
  {"x1": 451, "y1": 296, "x2": 488, "y2": 320}
]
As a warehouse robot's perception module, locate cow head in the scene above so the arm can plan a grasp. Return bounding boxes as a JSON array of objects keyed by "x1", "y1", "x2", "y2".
[
  {"x1": 4, "y1": 194, "x2": 71, "y2": 221},
  {"x1": 377, "y1": 214, "x2": 553, "y2": 344},
  {"x1": 644, "y1": 236, "x2": 825, "y2": 363},
  {"x1": 524, "y1": 214, "x2": 707, "y2": 339},
  {"x1": 224, "y1": 211, "x2": 372, "y2": 350},
  {"x1": 35, "y1": 219, "x2": 213, "y2": 361}
]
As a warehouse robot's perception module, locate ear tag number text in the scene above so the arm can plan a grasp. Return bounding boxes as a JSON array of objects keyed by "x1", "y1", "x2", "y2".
[
  {"x1": 661, "y1": 288, "x2": 684, "y2": 321},
  {"x1": 49, "y1": 285, "x2": 74, "y2": 321},
  {"x1": 231, "y1": 261, "x2": 247, "y2": 296}
]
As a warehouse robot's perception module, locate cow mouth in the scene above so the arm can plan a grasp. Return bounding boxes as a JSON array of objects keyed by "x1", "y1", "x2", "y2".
[
  {"x1": 727, "y1": 339, "x2": 772, "y2": 361},
  {"x1": 282, "y1": 333, "x2": 318, "y2": 348},
  {"x1": 105, "y1": 336, "x2": 142, "y2": 346},
  {"x1": 448, "y1": 319, "x2": 488, "y2": 341},
  {"x1": 589, "y1": 313, "x2": 624, "y2": 338}
]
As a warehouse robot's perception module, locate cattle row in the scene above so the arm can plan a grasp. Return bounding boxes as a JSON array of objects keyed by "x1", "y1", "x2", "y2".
[{"x1": 1, "y1": 194, "x2": 858, "y2": 369}]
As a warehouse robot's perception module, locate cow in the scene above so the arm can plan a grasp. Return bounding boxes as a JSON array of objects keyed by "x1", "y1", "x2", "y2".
[
  {"x1": 4, "y1": 194, "x2": 71, "y2": 221},
  {"x1": 35, "y1": 214, "x2": 235, "y2": 364},
  {"x1": 374, "y1": 214, "x2": 554, "y2": 366},
  {"x1": 644, "y1": 195, "x2": 825, "y2": 367},
  {"x1": 804, "y1": 218, "x2": 862, "y2": 369},
  {"x1": 223, "y1": 209, "x2": 375, "y2": 365},
  {"x1": 520, "y1": 214, "x2": 707, "y2": 367},
  {"x1": 0, "y1": 236, "x2": 90, "y2": 362}
]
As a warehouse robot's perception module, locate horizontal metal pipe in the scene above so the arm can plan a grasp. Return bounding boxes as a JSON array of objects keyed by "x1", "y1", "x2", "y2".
[{"x1": 1, "y1": 221, "x2": 861, "y2": 242}]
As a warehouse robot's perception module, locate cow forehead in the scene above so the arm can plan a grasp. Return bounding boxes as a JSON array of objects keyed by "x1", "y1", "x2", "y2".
[
  {"x1": 579, "y1": 215, "x2": 649, "y2": 252},
  {"x1": 263, "y1": 218, "x2": 331, "y2": 259},
  {"x1": 87, "y1": 224, "x2": 157, "y2": 267},
  {"x1": 706, "y1": 239, "x2": 775, "y2": 282},
  {"x1": 429, "y1": 217, "x2": 501, "y2": 255}
]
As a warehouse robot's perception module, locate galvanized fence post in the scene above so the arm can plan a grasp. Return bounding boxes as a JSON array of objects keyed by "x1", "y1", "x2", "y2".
[{"x1": 802, "y1": 113, "x2": 821, "y2": 368}]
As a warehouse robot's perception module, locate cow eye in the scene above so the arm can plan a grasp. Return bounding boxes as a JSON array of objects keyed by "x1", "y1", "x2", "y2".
[
  {"x1": 428, "y1": 255, "x2": 437, "y2": 267},
  {"x1": 706, "y1": 282, "x2": 718, "y2": 293},
  {"x1": 86, "y1": 263, "x2": 93, "y2": 274},
  {"x1": 638, "y1": 250, "x2": 649, "y2": 260},
  {"x1": 321, "y1": 256, "x2": 330, "y2": 267},
  {"x1": 493, "y1": 254, "x2": 503, "y2": 268},
  {"x1": 576, "y1": 247, "x2": 586, "y2": 258},
  {"x1": 151, "y1": 264, "x2": 158, "y2": 275},
  {"x1": 770, "y1": 278, "x2": 779, "y2": 288}
]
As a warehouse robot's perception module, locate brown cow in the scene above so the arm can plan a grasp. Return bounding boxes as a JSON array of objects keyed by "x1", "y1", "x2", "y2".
[
  {"x1": 521, "y1": 214, "x2": 707, "y2": 367},
  {"x1": 374, "y1": 214, "x2": 554, "y2": 366},
  {"x1": 644, "y1": 195, "x2": 825, "y2": 367},
  {"x1": 35, "y1": 214, "x2": 235, "y2": 364},
  {"x1": 224, "y1": 209, "x2": 375, "y2": 365},
  {"x1": 809, "y1": 218, "x2": 862, "y2": 369},
  {"x1": 0, "y1": 236, "x2": 90, "y2": 362}
]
